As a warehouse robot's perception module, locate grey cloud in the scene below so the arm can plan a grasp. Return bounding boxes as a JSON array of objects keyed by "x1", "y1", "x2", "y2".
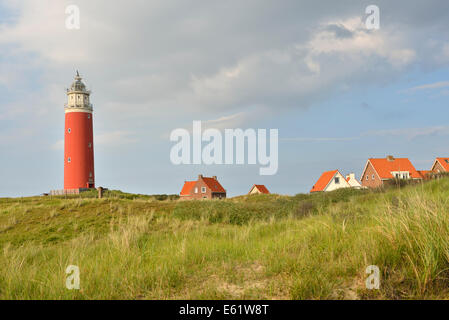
[
  {"x1": 323, "y1": 24, "x2": 354, "y2": 39},
  {"x1": 1, "y1": 0, "x2": 449, "y2": 150}
]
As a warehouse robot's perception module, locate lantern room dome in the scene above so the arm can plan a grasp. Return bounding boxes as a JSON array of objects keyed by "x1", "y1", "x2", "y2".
[{"x1": 69, "y1": 71, "x2": 87, "y2": 92}]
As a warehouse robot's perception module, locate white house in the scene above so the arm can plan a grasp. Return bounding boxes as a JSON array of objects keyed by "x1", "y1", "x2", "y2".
[
  {"x1": 345, "y1": 173, "x2": 362, "y2": 189},
  {"x1": 310, "y1": 170, "x2": 351, "y2": 193}
]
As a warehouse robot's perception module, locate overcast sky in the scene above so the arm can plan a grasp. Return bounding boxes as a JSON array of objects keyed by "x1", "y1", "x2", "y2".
[{"x1": 1, "y1": 0, "x2": 449, "y2": 197}]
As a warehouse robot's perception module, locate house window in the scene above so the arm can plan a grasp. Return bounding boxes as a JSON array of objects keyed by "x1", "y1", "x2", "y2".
[
  {"x1": 334, "y1": 177, "x2": 340, "y2": 184},
  {"x1": 372, "y1": 174, "x2": 374, "y2": 180},
  {"x1": 67, "y1": 157, "x2": 71, "y2": 163},
  {"x1": 201, "y1": 187, "x2": 206, "y2": 193},
  {"x1": 194, "y1": 188, "x2": 198, "y2": 193},
  {"x1": 68, "y1": 128, "x2": 71, "y2": 133},
  {"x1": 366, "y1": 175, "x2": 369, "y2": 180}
]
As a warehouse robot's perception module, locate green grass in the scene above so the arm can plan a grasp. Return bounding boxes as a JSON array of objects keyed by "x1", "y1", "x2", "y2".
[{"x1": 0, "y1": 180, "x2": 448, "y2": 299}]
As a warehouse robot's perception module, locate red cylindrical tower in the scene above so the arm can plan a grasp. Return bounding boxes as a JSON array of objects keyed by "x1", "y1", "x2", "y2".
[{"x1": 64, "y1": 71, "x2": 95, "y2": 189}]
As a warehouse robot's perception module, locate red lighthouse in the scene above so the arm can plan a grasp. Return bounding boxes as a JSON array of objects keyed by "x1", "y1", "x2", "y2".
[{"x1": 64, "y1": 71, "x2": 95, "y2": 190}]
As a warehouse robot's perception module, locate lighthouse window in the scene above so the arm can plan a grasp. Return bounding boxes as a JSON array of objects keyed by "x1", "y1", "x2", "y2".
[
  {"x1": 88, "y1": 142, "x2": 92, "y2": 148},
  {"x1": 68, "y1": 128, "x2": 71, "y2": 133},
  {"x1": 89, "y1": 172, "x2": 92, "y2": 177},
  {"x1": 88, "y1": 114, "x2": 91, "y2": 119},
  {"x1": 68, "y1": 157, "x2": 71, "y2": 163}
]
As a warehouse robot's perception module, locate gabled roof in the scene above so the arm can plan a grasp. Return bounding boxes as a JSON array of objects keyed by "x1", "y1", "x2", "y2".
[
  {"x1": 346, "y1": 175, "x2": 362, "y2": 187},
  {"x1": 367, "y1": 157, "x2": 421, "y2": 179},
  {"x1": 180, "y1": 176, "x2": 226, "y2": 196},
  {"x1": 310, "y1": 170, "x2": 339, "y2": 192},
  {"x1": 435, "y1": 157, "x2": 449, "y2": 171},
  {"x1": 202, "y1": 177, "x2": 226, "y2": 193},
  {"x1": 250, "y1": 184, "x2": 270, "y2": 194},
  {"x1": 417, "y1": 170, "x2": 431, "y2": 179},
  {"x1": 180, "y1": 181, "x2": 196, "y2": 196}
]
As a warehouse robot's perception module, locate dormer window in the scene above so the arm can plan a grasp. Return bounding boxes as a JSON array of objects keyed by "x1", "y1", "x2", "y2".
[{"x1": 391, "y1": 171, "x2": 410, "y2": 179}]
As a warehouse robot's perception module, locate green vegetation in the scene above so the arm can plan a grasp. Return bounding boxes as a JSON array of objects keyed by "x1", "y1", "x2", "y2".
[{"x1": 0, "y1": 180, "x2": 448, "y2": 299}]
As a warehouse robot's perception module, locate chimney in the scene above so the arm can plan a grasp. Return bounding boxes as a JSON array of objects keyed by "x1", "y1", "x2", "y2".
[
  {"x1": 386, "y1": 155, "x2": 395, "y2": 161},
  {"x1": 212, "y1": 176, "x2": 217, "y2": 180},
  {"x1": 198, "y1": 174, "x2": 203, "y2": 180}
]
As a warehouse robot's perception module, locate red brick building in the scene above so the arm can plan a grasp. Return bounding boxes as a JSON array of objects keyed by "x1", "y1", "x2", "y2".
[
  {"x1": 360, "y1": 155, "x2": 422, "y2": 188},
  {"x1": 180, "y1": 175, "x2": 226, "y2": 200},
  {"x1": 431, "y1": 157, "x2": 449, "y2": 173}
]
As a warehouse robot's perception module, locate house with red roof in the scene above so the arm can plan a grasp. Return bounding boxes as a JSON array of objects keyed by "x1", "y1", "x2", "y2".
[
  {"x1": 248, "y1": 184, "x2": 270, "y2": 195},
  {"x1": 431, "y1": 157, "x2": 449, "y2": 174},
  {"x1": 417, "y1": 170, "x2": 431, "y2": 180},
  {"x1": 345, "y1": 173, "x2": 362, "y2": 189},
  {"x1": 180, "y1": 174, "x2": 226, "y2": 200},
  {"x1": 360, "y1": 155, "x2": 422, "y2": 188},
  {"x1": 310, "y1": 170, "x2": 351, "y2": 193}
]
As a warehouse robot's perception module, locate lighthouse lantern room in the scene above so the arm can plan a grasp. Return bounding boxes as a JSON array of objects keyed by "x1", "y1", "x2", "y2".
[{"x1": 64, "y1": 71, "x2": 95, "y2": 190}]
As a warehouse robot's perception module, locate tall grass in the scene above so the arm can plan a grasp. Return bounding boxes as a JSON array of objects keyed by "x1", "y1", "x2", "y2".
[{"x1": 0, "y1": 179, "x2": 448, "y2": 299}]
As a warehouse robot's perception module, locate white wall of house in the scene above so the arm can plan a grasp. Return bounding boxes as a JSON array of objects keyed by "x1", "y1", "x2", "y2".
[
  {"x1": 346, "y1": 173, "x2": 362, "y2": 188},
  {"x1": 249, "y1": 187, "x2": 260, "y2": 194},
  {"x1": 324, "y1": 171, "x2": 351, "y2": 191}
]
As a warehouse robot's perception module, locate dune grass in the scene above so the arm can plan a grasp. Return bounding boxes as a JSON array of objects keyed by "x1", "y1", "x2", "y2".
[{"x1": 0, "y1": 179, "x2": 448, "y2": 299}]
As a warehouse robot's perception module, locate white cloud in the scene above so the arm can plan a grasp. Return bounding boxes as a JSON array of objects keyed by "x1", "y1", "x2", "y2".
[
  {"x1": 405, "y1": 81, "x2": 449, "y2": 92},
  {"x1": 363, "y1": 126, "x2": 449, "y2": 140},
  {"x1": 95, "y1": 131, "x2": 138, "y2": 146},
  {"x1": 0, "y1": 0, "x2": 442, "y2": 121}
]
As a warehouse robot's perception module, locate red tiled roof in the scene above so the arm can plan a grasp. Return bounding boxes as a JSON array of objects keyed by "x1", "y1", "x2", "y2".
[
  {"x1": 202, "y1": 177, "x2": 226, "y2": 193},
  {"x1": 417, "y1": 170, "x2": 431, "y2": 179},
  {"x1": 252, "y1": 184, "x2": 270, "y2": 194},
  {"x1": 310, "y1": 170, "x2": 338, "y2": 193},
  {"x1": 436, "y1": 157, "x2": 449, "y2": 171},
  {"x1": 180, "y1": 181, "x2": 196, "y2": 196},
  {"x1": 369, "y1": 158, "x2": 421, "y2": 179}
]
